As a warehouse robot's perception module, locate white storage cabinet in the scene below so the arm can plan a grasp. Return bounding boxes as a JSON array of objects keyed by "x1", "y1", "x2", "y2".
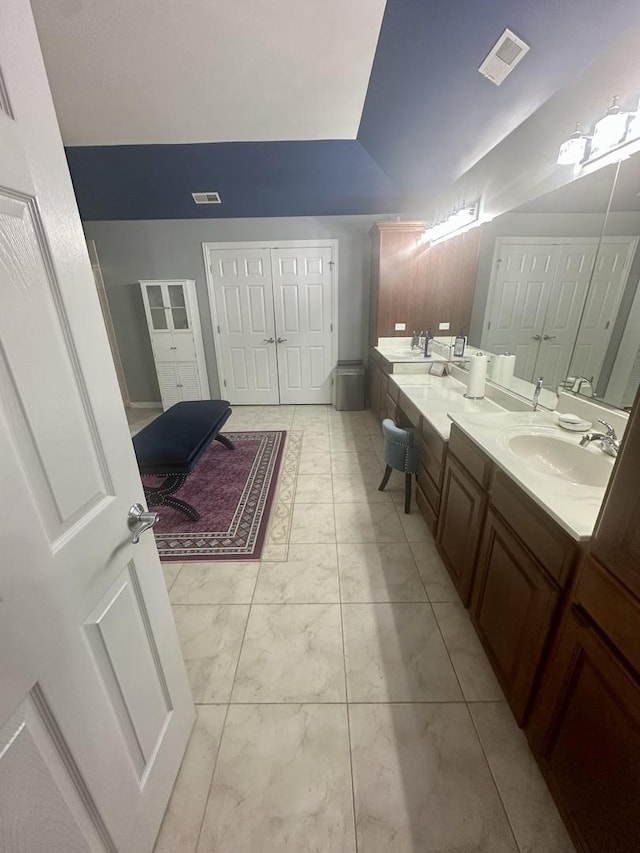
[{"x1": 139, "y1": 279, "x2": 210, "y2": 409}]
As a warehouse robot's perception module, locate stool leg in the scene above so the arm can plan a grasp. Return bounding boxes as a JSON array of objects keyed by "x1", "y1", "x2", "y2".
[
  {"x1": 404, "y1": 472, "x2": 412, "y2": 514},
  {"x1": 378, "y1": 465, "x2": 392, "y2": 492}
]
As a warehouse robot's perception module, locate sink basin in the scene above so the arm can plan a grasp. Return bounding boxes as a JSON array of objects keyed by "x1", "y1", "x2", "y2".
[{"x1": 506, "y1": 433, "x2": 612, "y2": 487}]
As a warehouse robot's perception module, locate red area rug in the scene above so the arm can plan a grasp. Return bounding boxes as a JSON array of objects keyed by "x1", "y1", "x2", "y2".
[{"x1": 144, "y1": 431, "x2": 285, "y2": 561}]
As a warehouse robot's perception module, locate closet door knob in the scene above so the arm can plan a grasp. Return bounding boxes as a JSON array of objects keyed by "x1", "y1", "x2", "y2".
[
  {"x1": 542, "y1": 334, "x2": 557, "y2": 341},
  {"x1": 263, "y1": 337, "x2": 275, "y2": 343},
  {"x1": 276, "y1": 337, "x2": 288, "y2": 344},
  {"x1": 531, "y1": 334, "x2": 541, "y2": 341}
]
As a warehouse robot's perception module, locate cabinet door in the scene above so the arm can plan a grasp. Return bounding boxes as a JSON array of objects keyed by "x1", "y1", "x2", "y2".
[
  {"x1": 472, "y1": 509, "x2": 559, "y2": 724},
  {"x1": 176, "y1": 363, "x2": 203, "y2": 401},
  {"x1": 528, "y1": 604, "x2": 640, "y2": 853},
  {"x1": 436, "y1": 453, "x2": 487, "y2": 605},
  {"x1": 156, "y1": 362, "x2": 181, "y2": 410},
  {"x1": 165, "y1": 282, "x2": 191, "y2": 331}
]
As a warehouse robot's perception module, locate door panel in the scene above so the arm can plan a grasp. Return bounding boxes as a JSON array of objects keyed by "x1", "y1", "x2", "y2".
[
  {"x1": 177, "y1": 362, "x2": 202, "y2": 401},
  {"x1": 485, "y1": 244, "x2": 560, "y2": 381},
  {"x1": 271, "y1": 247, "x2": 333, "y2": 404},
  {"x1": 0, "y1": 8, "x2": 195, "y2": 850},
  {"x1": 209, "y1": 248, "x2": 279, "y2": 404}
]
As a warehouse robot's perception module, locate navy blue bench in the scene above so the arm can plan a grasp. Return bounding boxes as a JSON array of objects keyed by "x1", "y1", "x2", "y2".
[{"x1": 133, "y1": 400, "x2": 233, "y2": 520}]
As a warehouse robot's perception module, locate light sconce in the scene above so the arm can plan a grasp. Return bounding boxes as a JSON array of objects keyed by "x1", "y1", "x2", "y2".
[
  {"x1": 422, "y1": 202, "x2": 479, "y2": 245},
  {"x1": 557, "y1": 122, "x2": 590, "y2": 165},
  {"x1": 559, "y1": 95, "x2": 638, "y2": 169}
]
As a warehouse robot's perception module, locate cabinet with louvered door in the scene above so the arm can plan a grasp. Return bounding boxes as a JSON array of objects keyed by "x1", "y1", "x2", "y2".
[{"x1": 140, "y1": 279, "x2": 210, "y2": 409}]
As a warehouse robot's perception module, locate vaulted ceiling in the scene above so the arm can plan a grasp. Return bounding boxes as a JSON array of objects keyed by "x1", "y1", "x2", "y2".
[{"x1": 31, "y1": 0, "x2": 640, "y2": 220}]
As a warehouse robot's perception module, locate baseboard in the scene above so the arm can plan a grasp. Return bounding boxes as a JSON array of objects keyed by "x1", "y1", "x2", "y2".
[{"x1": 128, "y1": 401, "x2": 162, "y2": 409}]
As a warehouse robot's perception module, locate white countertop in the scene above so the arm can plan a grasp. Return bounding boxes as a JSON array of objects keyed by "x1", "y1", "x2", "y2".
[
  {"x1": 389, "y1": 373, "x2": 612, "y2": 541},
  {"x1": 449, "y1": 410, "x2": 613, "y2": 541},
  {"x1": 390, "y1": 373, "x2": 504, "y2": 439},
  {"x1": 375, "y1": 336, "x2": 483, "y2": 366}
]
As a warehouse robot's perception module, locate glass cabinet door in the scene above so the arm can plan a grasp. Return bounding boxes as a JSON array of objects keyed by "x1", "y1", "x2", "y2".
[
  {"x1": 168, "y1": 284, "x2": 189, "y2": 330},
  {"x1": 146, "y1": 284, "x2": 168, "y2": 330}
]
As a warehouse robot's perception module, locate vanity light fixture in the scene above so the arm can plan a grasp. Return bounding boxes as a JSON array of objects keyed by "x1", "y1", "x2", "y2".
[
  {"x1": 590, "y1": 96, "x2": 631, "y2": 160},
  {"x1": 557, "y1": 123, "x2": 590, "y2": 165},
  {"x1": 422, "y1": 202, "x2": 480, "y2": 245}
]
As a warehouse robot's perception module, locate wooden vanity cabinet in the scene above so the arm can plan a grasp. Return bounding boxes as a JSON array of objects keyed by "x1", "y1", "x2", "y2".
[
  {"x1": 436, "y1": 425, "x2": 491, "y2": 604},
  {"x1": 415, "y1": 416, "x2": 447, "y2": 535}
]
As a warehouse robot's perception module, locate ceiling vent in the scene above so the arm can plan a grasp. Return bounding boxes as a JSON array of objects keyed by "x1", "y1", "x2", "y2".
[
  {"x1": 192, "y1": 191, "x2": 222, "y2": 205},
  {"x1": 478, "y1": 28, "x2": 529, "y2": 86}
]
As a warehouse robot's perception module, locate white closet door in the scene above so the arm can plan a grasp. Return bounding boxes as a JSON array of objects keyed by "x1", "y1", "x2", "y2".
[
  {"x1": 177, "y1": 363, "x2": 202, "y2": 401},
  {"x1": 271, "y1": 247, "x2": 334, "y2": 404},
  {"x1": 534, "y1": 243, "x2": 597, "y2": 389},
  {"x1": 209, "y1": 248, "x2": 279, "y2": 404},
  {"x1": 157, "y1": 363, "x2": 181, "y2": 408},
  {"x1": 485, "y1": 244, "x2": 560, "y2": 381},
  {"x1": 571, "y1": 239, "x2": 635, "y2": 386}
]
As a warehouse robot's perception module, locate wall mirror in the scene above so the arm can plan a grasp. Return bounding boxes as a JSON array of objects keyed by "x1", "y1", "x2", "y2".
[{"x1": 460, "y1": 159, "x2": 633, "y2": 410}]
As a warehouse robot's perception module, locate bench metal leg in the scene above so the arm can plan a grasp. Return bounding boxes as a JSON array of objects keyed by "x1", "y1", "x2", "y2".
[
  {"x1": 215, "y1": 433, "x2": 235, "y2": 450},
  {"x1": 143, "y1": 473, "x2": 200, "y2": 521}
]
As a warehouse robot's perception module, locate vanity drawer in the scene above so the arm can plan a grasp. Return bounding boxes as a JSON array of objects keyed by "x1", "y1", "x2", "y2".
[
  {"x1": 419, "y1": 443, "x2": 444, "y2": 490},
  {"x1": 416, "y1": 482, "x2": 438, "y2": 534},
  {"x1": 419, "y1": 417, "x2": 446, "y2": 464},
  {"x1": 417, "y1": 462, "x2": 441, "y2": 514},
  {"x1": 448, "y1": 424, "x2": 493, "y2": 488},
  {"x1": 490, "y1": 470, "x2": 580, "y2": 587},
  {"x1": 384, "y1": 394, "x2": 398, "y2": 422},
  {"x1": 387, "y1": 380, "x2": 400, "y2": 402}
]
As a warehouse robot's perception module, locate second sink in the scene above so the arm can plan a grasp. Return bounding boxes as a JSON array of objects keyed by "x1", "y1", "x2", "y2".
[{"x1": 506, "y1": 432, "x2": 613, "y2": 487}]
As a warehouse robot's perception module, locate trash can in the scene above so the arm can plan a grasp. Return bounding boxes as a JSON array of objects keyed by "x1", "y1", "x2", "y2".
[{"x1": 334, "y1": 360, "x2": 365, "y2": 411}]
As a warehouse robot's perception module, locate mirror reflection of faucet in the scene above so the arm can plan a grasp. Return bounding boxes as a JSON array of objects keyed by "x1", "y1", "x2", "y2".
[
  {"x1": 579, "y1": 419, "x2": 621, "y2": 457},
  {"x1": 558, "y1": 375, "x2": 594, "y2": 397}
]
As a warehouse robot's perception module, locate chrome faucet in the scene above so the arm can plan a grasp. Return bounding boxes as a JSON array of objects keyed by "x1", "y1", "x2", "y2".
[
  {"x1": 532, "y1": 376, "x2": 544, "y2": 411},
  {"x1": 579, "y1": 419, "x2": 621, "y2": 458}
]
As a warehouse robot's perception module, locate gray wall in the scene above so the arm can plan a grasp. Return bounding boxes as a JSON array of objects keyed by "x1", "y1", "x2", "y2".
[{"x1": 84, "y1": 216, "x2": 380, "y2": 402}]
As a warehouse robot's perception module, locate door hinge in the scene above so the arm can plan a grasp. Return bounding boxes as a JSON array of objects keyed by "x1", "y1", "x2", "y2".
[
  {"x1": 330, "y1": 323, "x2": 333, "y2": 332},
  {"x1": 487, "y1": 321, "x2": 491, "y2": 330},
  {"x1": 223, "y1": 379, "x2": 227, "y2": 387},
  {"x1": 329, "y1": 261, "x2": 334, "y2": 270},
  {"x1": 217, "y1": 324, "x2": 220, "y2": 333}
]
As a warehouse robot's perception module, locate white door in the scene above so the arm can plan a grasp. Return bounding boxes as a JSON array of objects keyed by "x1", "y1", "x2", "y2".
[
  {"x1": 533, "y1": 243, "x2": 597, "y2": 389},
  {"x1": 0, "y1": 5, "x2": 194, "y2": 853},
  {"x1": 208, "y1": 248, "x2": 280, "y2": 404},
  {"x1": 271, "y1": 247, "x2": 334, "y2": 404},
  {"x1": 207, "y1": 243, "x2": 336, "y2": 405},
  {"x1": 570, "y1": 238, "x2": 636, "y2": 387},
  {"x1": 485, "y1": 244, "x2": 560, "y2": 380}
]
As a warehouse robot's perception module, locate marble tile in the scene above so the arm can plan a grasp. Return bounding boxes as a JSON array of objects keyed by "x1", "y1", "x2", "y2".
[
  {"x1": 153, "y1": 705, "x2": 226, "y2": 853},
  {"x1": 337, "y1": 543, "x2": 427, "y2": 602},
  {"x1": 349, "y1": 703, "x2": 518, "y2": 853},
  {"x1": 294, "y1": 473, "x2": 333, "y2": 503},
  {"x1": 331, "y1": 451, "x2": 382, "y2": 475},
  {"x1": 170, "y1": 561, "x2": 259, "y2": 605},
  {"x1": 342, "y1": 603, "x2": 462, "y2": 701},
  {"x1": 301, "y1": 432, "x2": 331, "y2": 451},
  {"x1": 264, "y1": 502, "x2": 292, "y2": 545},
  {"x1": 197, "y1": 704, "x2": 355, "y2": 853},
  {"x1": 398, "y1": 506, "x2": 431, "y2": 542},
  {"x1": 432, "y1": 601, "x2": 505, "y2": 701},
  {"x1": 470, "y1": 702, "x2": 574, "y2": 853},
  {"x1": 260, "y1": 543, "x2": 288, "y2": 561},
  {"x1": 232, "y1": 604, "x2": 345, "y2": 702},
  {"x1": 162, "y1": 561, "x2": 182, "y2": 592},
  {"x1": 331, "y1": 472, "x2": 392, "y2": 504},
  {"x1": 410, "y1": 540, "x2": 458, "y2": 602},
  {"x1": 335, "y1": 503, "x2": 406, "y2": 544},
  {"x1": 289, "y1": 503, "x2": 336, "y2": 544},
  {"x1": 298, "y1": 450, "x2": 332, "y2": 475},
  {"x1": 329, "y1": 432, "x2": 375, "y2": 452},
  {"x1": 173, "y1": 604, "x2": 249, "y2": 703},
  {"x1": 255, "y1": 544, "x2": 339, "y2": 603}
]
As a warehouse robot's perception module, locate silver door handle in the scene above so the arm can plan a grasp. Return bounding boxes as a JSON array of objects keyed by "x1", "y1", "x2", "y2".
[
  {"x1": 128, "y1": 503, "x2": 159, "y2": 544},
  {"x1": 276, "y1": 337, "x2": 288, "y2": 343},
  {"x1": 263, "y1": 337, "x2": 275, "y2": 343},
  {"x1": 531, "y1": 334, "x2": 541, "y2": 341},
  {"x1": 542, "y1": 335, "x2": 557, "y2": 341}
]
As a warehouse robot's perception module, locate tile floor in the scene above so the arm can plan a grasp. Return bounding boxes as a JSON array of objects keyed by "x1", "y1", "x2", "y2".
[{"x1": 153, "y1": 404, "x2": 574, "y2": 853}]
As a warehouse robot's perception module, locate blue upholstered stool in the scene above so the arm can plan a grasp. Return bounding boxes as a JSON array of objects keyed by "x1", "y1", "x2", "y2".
[{"x1": 378, "y1": 418, "x2": 420, "y2": 514}]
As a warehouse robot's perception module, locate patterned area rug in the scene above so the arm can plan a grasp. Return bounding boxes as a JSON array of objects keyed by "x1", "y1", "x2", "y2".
[{"x1": 144, "y1": 431, "x2": 286, "y2": 561}]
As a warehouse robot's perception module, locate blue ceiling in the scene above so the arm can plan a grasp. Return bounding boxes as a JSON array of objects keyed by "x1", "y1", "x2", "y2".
[{"x1": 67, "y1": 0, "x2": 640, "y2": 221}]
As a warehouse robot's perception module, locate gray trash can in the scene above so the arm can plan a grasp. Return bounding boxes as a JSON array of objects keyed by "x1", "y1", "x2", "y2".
[{"x1": 334, "y1": 360, "x2": 365, "y2": 411}]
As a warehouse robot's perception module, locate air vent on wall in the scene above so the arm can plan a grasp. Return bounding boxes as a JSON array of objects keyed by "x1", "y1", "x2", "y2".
[
  {"x1": 478, "y1": 28, "x2": 529, "y2": 86},
  {"x1": 192, "y1": 191, "x2": 222, "y2": 204}
]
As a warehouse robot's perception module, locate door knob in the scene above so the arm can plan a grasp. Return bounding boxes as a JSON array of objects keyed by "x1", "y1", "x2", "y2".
[
  {"x1": 263, "y1": 337, "x2": 275, "y2": 343},
  {"x1": 276, "y1": 337, "x2": 288, "y2": 343},
  {"x1": 542, "y1": 334, "x2": 557, "y2": 341},
  {"x1": 531, "y1": 334, "x2": 541, "y2": 341},
  {"x1": 128, "y1": 503, "x2": 159, "y2": 544}
]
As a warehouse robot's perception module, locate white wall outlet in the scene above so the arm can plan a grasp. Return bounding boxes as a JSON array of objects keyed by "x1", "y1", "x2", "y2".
[
  {"x1": 394, "y1": 322, "x2": 406, "y2": 331},
  {"x1": 438, "y1": 322, "x2": 450, "y2": 330}
]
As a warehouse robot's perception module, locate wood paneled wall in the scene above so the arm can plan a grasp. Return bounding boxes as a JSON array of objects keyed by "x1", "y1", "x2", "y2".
[{"x1": 369, "y1": 222, "x2": 482, "y2": 343}]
